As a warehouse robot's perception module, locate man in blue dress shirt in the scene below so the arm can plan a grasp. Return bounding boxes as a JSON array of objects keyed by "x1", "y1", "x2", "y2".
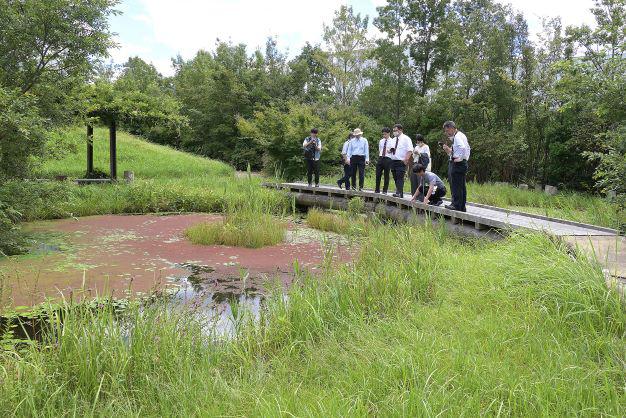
[{"x1": 346, "y1": 128, "x2": 369, "y2": 191}]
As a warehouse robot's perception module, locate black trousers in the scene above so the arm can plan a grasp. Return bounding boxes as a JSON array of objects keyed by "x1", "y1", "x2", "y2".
[
  {"x1": 410, "y1": 171, "x2": 420, "y2": 196},
  {"x1": 448, "y1": 160, "x2": 468, "y2": 211},
  {"x1": 337, "y1": 164, "x2": 351, "y2": 189},
  {"x1": 350, "y1": 155, "x2": 366, "y2": 189},
  {"x1": 375, "y1": 157, "x2": 391, "y2": 193},
  {"x1": 418, "y1": 184, "x2": 446, "y2": 204},
  {"x1": 306, "y1": 159, "x2": 320, "y2": 186},
  {"x1": 390, "y1": 160, "x2": 406, "y2": 197}
]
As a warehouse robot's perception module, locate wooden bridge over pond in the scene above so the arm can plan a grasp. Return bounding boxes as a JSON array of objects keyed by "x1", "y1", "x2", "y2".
[{"x1": 264, "y1": 182, "x2": 625, "y2": 289}]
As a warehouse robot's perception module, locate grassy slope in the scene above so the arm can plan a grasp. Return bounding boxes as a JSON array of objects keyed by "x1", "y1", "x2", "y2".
[{"x1": 0, "y1": 127, "x2": 287, "y2": 221}]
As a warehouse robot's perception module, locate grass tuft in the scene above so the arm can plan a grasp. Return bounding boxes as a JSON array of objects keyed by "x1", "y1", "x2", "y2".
[{"x1": 185, "y1": 212, "x2": 285, "y2": 248}]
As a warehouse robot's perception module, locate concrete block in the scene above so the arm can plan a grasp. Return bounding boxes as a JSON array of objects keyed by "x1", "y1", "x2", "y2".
[
  {"x1": 124, "y1": 170, "x2": 134, "y2": 183},
  {"x1": 544, "y1": 185, "x2": 558, "y2": 196},
  {"x1": 607, "y1": 190, "x2": 617, "y2": 199},
  {"x1": 518, "y1": 183, "x2": 528, "y2": 190}
]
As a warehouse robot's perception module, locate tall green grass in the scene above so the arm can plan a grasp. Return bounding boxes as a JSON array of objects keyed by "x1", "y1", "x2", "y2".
[
  {"x1": 1, "y1": 224, "x2": 623, "y2": 416},
  {"x1": 185, "y1": 212, "x2": 286, "y2": 248}
]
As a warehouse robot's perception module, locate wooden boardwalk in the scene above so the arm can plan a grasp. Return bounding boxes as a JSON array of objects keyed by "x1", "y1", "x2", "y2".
[{"x1": 265, "y1": 182, "x2": 624, "y2": 286}]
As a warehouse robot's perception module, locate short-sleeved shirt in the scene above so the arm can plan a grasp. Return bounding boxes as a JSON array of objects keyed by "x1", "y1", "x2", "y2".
[
  {"x1": 413, "y1": 143, "x2": 431, "y2": 171},
  {"x1": 422, "y1": 171, "x2": 445, "y2": 189},
  {"x1": 387, "y1": 134, "x2": 413, "y2": 161},
  {"x1": 303, "y1": 137, "x2": 322, "y2": 160},
  {"x1": 450, "y1": 131, "x2": 470, "y2": 161}
]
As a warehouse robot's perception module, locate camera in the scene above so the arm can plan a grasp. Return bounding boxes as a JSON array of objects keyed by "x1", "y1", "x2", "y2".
[{"x1": 437, "y1": 140, "x2": 444, "y2": 147}]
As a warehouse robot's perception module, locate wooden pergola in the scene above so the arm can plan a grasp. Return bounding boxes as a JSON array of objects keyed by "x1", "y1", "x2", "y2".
[{"x1": 83, "y1": 114, "x2": 117, "y2": 182}]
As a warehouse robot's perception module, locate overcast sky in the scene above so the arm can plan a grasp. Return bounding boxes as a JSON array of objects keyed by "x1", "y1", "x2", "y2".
[{"x1": 108, "y1": 0, "x2": 598, "y2": 76}]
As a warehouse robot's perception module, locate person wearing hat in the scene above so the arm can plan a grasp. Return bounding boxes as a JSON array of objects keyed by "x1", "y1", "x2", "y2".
[{"x1": 346, "y1": 128, "x2": 369, "y2": 191}]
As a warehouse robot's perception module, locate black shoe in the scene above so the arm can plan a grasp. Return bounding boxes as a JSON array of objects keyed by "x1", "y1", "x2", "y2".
[
  {"x1": 431, "y1": 200, "x2": 443, "y2": 206},
  {"x1": 374, "y1": 190, "x2": 380, "y2": 193},
  {"x1": 358, "y1": 188, "x2": 363, "y2": 191},
  {"x1": 445, "y1": 204, "x2": 457, "y2": 210},
  {"x1": 308, "y1": 183, "x2": 312, "y2": 187},
  {"x1": 337, "y1": 180, "x2": 342, "y2": 189},
  {"x1": 392, "y1": 193, "x2": 403, "y2": 198},
  {"x1": 315, "y1": 184, "x2": 319, "y2": 187}
]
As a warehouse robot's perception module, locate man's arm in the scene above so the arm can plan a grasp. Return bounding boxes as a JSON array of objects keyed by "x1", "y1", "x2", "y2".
[
  {"x1": 317, "y1": 139, "x2": 322, "y2": 151},
  {"x1": 424, "y1": 184, "x2": 434, "y2": 204}
]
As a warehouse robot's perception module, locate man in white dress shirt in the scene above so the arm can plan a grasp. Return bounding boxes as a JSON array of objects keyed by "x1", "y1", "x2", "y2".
[
  {"x1": 375, "y1": 127, "x2": 392, "y2": 193},
  {"x1": 442, "y1": 121, "x2": 470, "y2": 211},
  {"x1": 388, "y1": 124, "x2": 413, "y2": 198}
]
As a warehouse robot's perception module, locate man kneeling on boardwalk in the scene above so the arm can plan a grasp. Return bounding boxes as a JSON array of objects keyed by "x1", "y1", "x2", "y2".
[{"x1": 410, "y1": 164, "x2": 446, "y2": 206}]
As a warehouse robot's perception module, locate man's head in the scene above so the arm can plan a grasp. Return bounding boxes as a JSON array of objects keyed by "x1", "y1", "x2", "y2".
[
  {"x1": 352, "y1": 128, "x2": 363, "y2": 138},
  {"x1": 415, "y1": 134, "x2": 425, "y2": 144},
  {"x1": 310, "y1": 128, "x2": 319, "y2": 138},
  {"x1": 393, "y1": 124, "x2": 403, "y2": 137},
  {"x1": 412, "y1": 163, "x2": 426, "y2": 176},
  {"x1": 443, "y1": 121, "x2": 457, "y2": 138},
  {"x1": 382, "y1": 127, "x2": 391, "y2": 139}
]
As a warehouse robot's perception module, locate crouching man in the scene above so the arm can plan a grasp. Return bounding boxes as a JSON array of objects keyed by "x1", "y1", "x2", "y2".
[{"x1": 410, "y1": 164, "x2": 446, "y2": 206}]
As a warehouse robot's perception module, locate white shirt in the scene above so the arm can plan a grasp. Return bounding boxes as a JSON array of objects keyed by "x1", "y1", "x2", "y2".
[
  {"x1": 387, "y1": 133, "x2": 413, "y2": 161},
  {"x1": 413, "y1": 143, "x2": 431, "y2": 171},
  {"x1": 450, "y1": 131, "x2": 470, "y2": 161},
  {"x1": 378, "y1": 137, "x2": 391, "y2": 157},
  {"x1": 341, "y1": 140, "x2": 350, "y2": 155}
]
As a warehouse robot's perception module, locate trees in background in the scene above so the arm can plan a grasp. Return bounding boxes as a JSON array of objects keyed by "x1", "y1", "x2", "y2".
[{"x1": 0, "y1": 0, "x2": 624, "y2": 204}]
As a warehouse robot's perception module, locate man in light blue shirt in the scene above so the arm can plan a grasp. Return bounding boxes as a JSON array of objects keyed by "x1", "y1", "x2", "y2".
[{"x1": 346, "y1": 128, "x2": 369, "y2": 190}]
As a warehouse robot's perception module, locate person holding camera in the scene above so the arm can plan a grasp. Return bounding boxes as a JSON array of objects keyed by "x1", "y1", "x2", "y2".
[
  {"x1": 410, "y1": 134, "x2": 431, "y2": 197},
  {"x1": 388, "y1": 124, "x2": 413, "y2": 198},
  {"x1": 375, "y1": 127, "x2": 392, "y2": 194},
  {"x1": 346, "y1": 128, "x2": 369, "y2": 191},
  {"x1": 442, "y1": 121, "x2": 470, "y2": 212},
  {"x1": 410, "y1": 164, "x2": 446, "y2": 206},
  {"x1": 337, "y1": 133, "x2": 353, "y2": 189},
  {"x1": 303, "y1": 128, "x2": 322, "y2": 187}
]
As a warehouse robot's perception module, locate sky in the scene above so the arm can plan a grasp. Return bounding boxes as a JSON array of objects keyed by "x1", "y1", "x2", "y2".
[{"x1": 108, "y1": 0, "x2": 598, "y2": 76}]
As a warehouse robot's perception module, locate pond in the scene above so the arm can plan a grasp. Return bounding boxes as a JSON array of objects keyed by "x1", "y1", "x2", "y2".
[{"x1": 0, "y1": 213, "x2": 356, "y2": 339}]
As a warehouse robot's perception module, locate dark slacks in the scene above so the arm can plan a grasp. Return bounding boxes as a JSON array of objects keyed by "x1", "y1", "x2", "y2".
[
  {"x1": 337, "y1": 163, "x2": 351, "y2": 189},
  {"x1": 418, "y1": 184, "x2": 447, "y2": 204},
  {"x1": 410, "y1": 171, "x2": 420, "y2": 197},
  {"x1": 306, "y1": 158, "x2": 320, "y2": 186},
  {"x1": 350, "y1": 155, "x2": 366, "y2": 189},
  {"x1": 448, "y1": 160, "x2": 468, "y2": 211},
  {"x1": 390, "y1": 160, "x2": 407, "y2": 197},
  {"x1": 375, "y1": 157, "x2": 391, "y2": 193}
]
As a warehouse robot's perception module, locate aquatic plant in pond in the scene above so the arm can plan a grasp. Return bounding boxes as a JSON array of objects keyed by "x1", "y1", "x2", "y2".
[
  {"x1": 306, "y1": 208, "x2": 368, "y2": 236},
  {"x1": 185, "y1": 212, "x2": 286, "y2": 248}
]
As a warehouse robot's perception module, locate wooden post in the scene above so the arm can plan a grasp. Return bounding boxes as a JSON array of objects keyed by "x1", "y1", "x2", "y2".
[
  {"x1": 87, "y1": 125, "x2": 94, "y2": 175},
  {"x1": 109, "y1": 119, "x2": 117, "y2": 180}
]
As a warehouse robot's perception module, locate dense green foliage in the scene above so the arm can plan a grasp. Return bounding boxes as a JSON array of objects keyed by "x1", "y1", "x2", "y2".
[{"x1": 0, "y1": 225, "x2": 623, "y2": 415}]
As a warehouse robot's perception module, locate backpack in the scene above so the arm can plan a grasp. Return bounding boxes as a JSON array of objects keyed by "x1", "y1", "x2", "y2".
[
  {"x1": 416, "y1": 152, "x2": 430, "y2": 168},
  {"x1": 303, "y1": 137, "x2": 317, "y2": 159}
]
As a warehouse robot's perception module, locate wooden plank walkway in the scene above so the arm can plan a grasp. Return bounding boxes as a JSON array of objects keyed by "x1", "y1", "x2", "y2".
[
  {"x1": 265, "y1": 182, "x2": 624, "y2": 288},
  {"x1": 272, "y1": 182, "x2": 617, "y2": 236}
]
